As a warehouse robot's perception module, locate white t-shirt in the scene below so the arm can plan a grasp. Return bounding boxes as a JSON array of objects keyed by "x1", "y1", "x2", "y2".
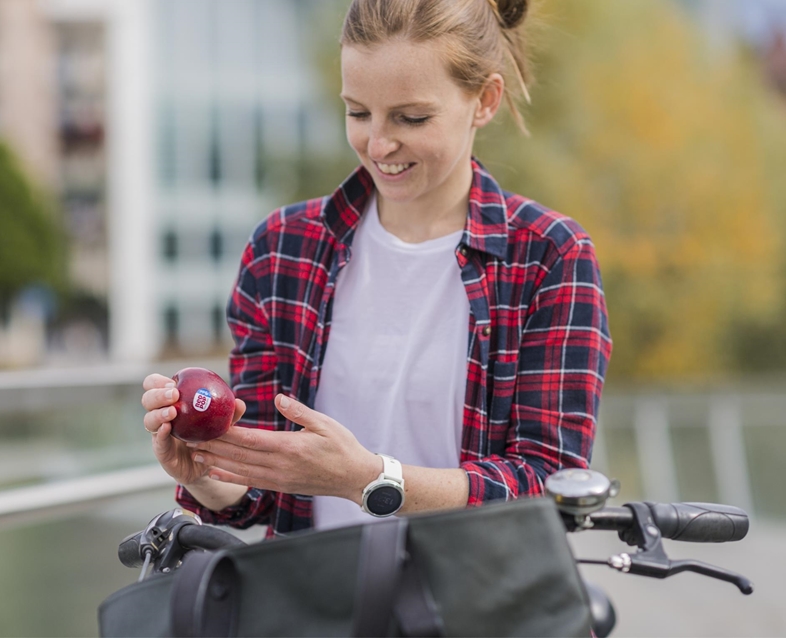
[{"x1": 312, "y1": 194, "x2": 470, "y2": 530}]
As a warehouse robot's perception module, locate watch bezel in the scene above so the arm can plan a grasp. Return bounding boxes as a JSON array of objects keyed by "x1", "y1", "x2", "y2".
[
  {"x1": 362, "y1": 479, "x2": 405, "y2": 517},
  {"x1": 360, "y1": 454, "x2": 405, "y2": 517}
]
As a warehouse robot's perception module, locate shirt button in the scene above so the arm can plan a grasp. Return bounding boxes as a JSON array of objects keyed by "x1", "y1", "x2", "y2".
[
  {"x1": 459, "y1": 246, "x2": 468, "y2": 256},
  {"x1": 482, "y1": 326, "x2": 491, "y2": 336}
]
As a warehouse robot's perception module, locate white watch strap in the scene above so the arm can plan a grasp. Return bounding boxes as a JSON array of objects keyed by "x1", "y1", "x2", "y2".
[{"x1": 378, "y1": 454, "x2": 404, "y2": 485}]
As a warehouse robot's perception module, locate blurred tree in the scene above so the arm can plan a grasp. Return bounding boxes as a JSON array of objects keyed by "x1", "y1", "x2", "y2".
[
  {"x1": 475, "y1": 0, "x2": 786, "y2": 381},
  {"x1": 0, "y1": 141, "x2": 66, "y2": 317}
]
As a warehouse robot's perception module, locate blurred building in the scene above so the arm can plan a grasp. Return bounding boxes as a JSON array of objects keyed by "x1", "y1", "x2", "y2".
[
  {"x1": 0, "y1": 0, "x2": 59, "y2": 188},
  {"x1": 149, "y1": 0, "x2": 337, "y2": 359},
  {"x1": 0, "y1": 0, "x2": 340, "y2": 366},
  {"x1": 0, "y1": 1, "x2": 55, "y2": 365}
]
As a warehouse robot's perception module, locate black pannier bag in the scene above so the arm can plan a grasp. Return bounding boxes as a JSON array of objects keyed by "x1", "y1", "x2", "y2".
[{"x1": 99, "y1": 495, "x2": 592, "y2": 637}]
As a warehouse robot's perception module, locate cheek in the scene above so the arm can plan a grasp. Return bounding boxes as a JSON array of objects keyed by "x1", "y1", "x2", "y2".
[{"x1": 345, "y1": 121, "x2": 367, "y2": 155}]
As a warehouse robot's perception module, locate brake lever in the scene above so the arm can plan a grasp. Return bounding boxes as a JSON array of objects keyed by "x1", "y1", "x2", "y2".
[
  {"x1": 606, "y1": 502, "x2": 754, "y2": 595},
  {"x1": 665, "y1": 559, "x2": 753, "y2": 594}
]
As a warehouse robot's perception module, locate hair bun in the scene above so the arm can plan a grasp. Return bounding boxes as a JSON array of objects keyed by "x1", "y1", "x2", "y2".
[{"x1": 495, "y1": 0, "x2": 528, "y2": 29}]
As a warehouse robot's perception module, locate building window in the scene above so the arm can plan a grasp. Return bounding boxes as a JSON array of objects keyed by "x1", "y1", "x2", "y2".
[
  {"x1": 158, "y1": 102, "x2": 177, "y2": 186},
  {"x1": 164, "y1": 304, "x2": 179, "y2": 347},
  {"x1": 209, "y1": 228, "x2": 223, "y2": 262},
  {"x1": 209, "y1": 102, "x2": 222, "y2": 187},
  {"x1": 212, "y1": 303, "x2": 226, "y2": 344},
  {"x1": 255, "y1": 106, "x2": 265, "y2": 191},
  {"x1": 162, "y1": 229, "x2": 178, "y2": 261}
]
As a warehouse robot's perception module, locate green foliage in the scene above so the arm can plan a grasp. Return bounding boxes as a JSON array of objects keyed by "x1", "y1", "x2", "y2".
[
  {"x1": 474, "y1": 0, "x2": 786, "y2": 382},
  {"x1": 300, "y1": 0, "x2": 786, "y2": 382},
  {"x1": 0, "y1": 141, "x2": 67, "y2": 311}
]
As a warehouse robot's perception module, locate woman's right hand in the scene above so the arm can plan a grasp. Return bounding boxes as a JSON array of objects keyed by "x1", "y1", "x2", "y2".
[
  {"x1": 142, "y1": 373, "x2": 249, "y2": 511},
  {"x1": 141, "y1": 373, "x2": 209, "y2": 486}
]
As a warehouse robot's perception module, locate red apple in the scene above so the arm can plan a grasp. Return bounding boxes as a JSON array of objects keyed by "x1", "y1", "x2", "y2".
[{"x1": 170, "y1": 367, "x2": 235, "y2": 442}]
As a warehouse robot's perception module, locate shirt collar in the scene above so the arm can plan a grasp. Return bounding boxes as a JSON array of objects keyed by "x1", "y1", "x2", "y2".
[{"x1": 321, "y1": 158, "x2": 508, "y2": 259}]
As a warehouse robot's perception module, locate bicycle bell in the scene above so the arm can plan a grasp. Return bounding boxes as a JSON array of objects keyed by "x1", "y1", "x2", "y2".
[{"x1": 545, "y1": 469, "x2": 620, "y2": 519}]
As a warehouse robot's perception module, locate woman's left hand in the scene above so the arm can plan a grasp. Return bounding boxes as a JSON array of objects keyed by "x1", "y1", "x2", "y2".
[{"x1": 185, "y1": 395, "x2": 382, "y2": 504}]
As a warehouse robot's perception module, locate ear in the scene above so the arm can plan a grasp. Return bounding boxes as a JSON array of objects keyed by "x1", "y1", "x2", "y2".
[{"x1": 472, "y1": 73, "x2": 505, "y2": 128}]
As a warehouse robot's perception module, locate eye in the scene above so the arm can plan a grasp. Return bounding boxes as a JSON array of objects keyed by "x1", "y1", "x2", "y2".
[
  {"x1": 400, "y1": 115, "x2": 430, "y2": 126},
  {"x1": 346, "y1": 111, "x2": 369, "y2": 120}
]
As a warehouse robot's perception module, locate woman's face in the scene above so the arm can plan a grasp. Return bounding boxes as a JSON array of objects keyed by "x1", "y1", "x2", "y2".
[{"x1": 340, "y1": 39, "x2": 490, "y2": 210}]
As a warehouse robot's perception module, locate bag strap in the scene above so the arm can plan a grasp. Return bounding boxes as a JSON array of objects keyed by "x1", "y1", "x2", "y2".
[
  {"x1": 352, "y1": 518, "x2": 409, "y2": 637},
  {"x1": 170, "y1": 550, "x2": 239, "y2": 637},
  {"x1": 352, "y1": 519, "x2": 445, "y2": 638},
  {"x1": 394, "y1": 551, "x2": 445, "y2": 638}
]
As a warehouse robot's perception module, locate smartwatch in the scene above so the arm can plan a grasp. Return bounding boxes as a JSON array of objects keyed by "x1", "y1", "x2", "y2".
[{"x1": 361, "y1": 454, "x2": 405, "y2": 517}]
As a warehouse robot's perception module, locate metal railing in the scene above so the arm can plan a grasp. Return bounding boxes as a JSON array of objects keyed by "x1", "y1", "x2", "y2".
[
  {"x1": 0, "y1": 464, "x2": 175, "y2": 528},
  {"x1": 1, "y1": 365, "x2": 784, "y2": 524}
]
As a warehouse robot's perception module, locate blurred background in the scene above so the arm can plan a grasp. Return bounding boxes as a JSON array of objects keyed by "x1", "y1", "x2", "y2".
[{"x1": 0, "y1": 0, "x2": 785, "y2": 635}]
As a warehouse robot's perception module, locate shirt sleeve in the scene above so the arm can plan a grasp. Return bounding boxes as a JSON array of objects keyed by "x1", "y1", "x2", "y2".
[
  {"x1": 461, "y1": 238, "x2": 612, "y2": 504},
  {"x1": 175, "y1": 238, "x2": 283, "y2": 528}
]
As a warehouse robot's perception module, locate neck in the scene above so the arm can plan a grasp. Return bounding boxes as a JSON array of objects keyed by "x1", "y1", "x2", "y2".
[{"x1": 376, "y1": 159, "x2": 473, "y2": 244}]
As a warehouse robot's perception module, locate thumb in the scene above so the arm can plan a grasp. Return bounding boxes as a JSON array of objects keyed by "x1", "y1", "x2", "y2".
[
  {"x1": 152, "y1": 421, "x2": 177, "y2": 459},
  {"x1": 232, "y1": 398, "x2": 247, "y2": 425},
  {"x1": 275, "y1": 394, "x2": 329, "y2": 434}
]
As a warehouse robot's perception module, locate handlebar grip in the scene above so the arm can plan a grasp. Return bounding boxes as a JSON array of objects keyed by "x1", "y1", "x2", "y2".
[
  {"x1": 118, "y1": 532, "x2": 144, "y2": 568},
  {"x1": 177, "y1": 524, "x2": 247, "y2": 551},
  {"x1": 645, "y1": 502, "x2": 749, "y2": 542}
]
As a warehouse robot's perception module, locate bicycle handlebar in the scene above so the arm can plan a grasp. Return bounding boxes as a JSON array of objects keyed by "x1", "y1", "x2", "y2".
[
  {"x1": 118, "y1": 523, "x2": 245, "y2": 569},
  {"x1": 120, "y1": 498, "x2": 748, "y2": 570},
  {"x1": 118, "y1": 490, "x2": 751, "y2": 597},
  {"x1": 572, "y1": 499, "x2": 753, "y2": 595},
  {"x1": 584, "y1": 502, "x2": 749, "y2": 543},
  {"x1": 178, "y1": 523, "x2": 246, "y2": 551}
]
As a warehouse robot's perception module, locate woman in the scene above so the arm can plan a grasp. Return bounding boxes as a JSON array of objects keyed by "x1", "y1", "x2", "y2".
[{"x1": 141, "y1": 0, "x2": 611, "y2": 537}]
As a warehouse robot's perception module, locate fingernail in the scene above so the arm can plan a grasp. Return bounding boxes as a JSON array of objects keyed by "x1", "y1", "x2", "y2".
[
  {"x1": 209, "y1": 474, "x2": 221, "y2": 481},
  {"x1": 279, "y1": 396, "x2": 291, "y2": 409},
  {"x1": 165, "y1": 382, "x2": 175, "y2": 388},
  {"x1": 194, "y1": 454, "x2": 204, "y2": 463},
  {"x1": 162, "y1": 407, "x2": 171, "y2": 418},
  {"x1": 186, "y1": 442, "x2": 198, "y2": 448},
  {"x1": 165, "y1": 389, "x2": 174, "y2": 400}
]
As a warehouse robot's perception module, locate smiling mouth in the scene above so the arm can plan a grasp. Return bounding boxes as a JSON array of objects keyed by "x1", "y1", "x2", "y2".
[{"x1": 375, "y1": 161, "x2": 414, "y2": 176}]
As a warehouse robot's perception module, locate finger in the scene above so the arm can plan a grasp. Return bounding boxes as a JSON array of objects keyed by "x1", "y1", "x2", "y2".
[
  {"x1": 205, "y1": 467, "x2": 278, "y2": 491},
  {"x1": 141, "y1": 386, "x2": 179, "y2": 411},
  {"x1": 193, "y1": 450, "x2": 267, "y2": 481},
  {"x1": 144, "y1": 405, "x2": 176, "y2": 432},
  {"x1": 275, "y1": 395, "x2": 329, "y2": 434},
  {"x1": 190, "y1": 428, "x2": 281, "y2": 461},
  {"x1": 143, "y1": 373, "x2": 175, "y2": 391},
  {"x1": 232, "y1": 399, "x2": 246, "y2": 425}
]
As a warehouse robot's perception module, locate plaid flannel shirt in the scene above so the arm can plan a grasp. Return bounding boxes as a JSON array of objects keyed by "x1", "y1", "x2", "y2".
[{"x1": 176, "y1": 159, "x2": 612, "y2": 537}]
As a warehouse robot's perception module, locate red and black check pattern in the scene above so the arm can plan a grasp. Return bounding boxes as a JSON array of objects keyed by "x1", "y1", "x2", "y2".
[{"x1": 177, "y1": 159, "x2": 612, "y2": 536}]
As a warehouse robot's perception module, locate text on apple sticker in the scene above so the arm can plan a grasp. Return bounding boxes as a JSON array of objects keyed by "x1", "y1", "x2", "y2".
[{"x1": 193, "y1": 388, "x2": 212, "y2": 412}]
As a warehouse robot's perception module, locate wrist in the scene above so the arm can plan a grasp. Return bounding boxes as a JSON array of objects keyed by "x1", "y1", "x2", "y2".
[
  {"x1": 349, "y1": 451, "x2": 383, "y2": 505},
  {"x1": 182, "y1": 477, "x2": 248, "y2": 511},
  {"x1": 182, "y1": 475, "x2": 214, "y2": 492}
]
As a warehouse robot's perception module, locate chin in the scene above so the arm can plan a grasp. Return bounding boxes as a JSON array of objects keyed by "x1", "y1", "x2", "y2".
[{"x1": 374, "y1": 187, "x2": 421, "y2": 205}]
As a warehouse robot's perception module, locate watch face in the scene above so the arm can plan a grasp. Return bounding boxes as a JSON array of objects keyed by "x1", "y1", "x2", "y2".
[{"x1": 367, "y1": 485, "x2": 403, "y2": 516}]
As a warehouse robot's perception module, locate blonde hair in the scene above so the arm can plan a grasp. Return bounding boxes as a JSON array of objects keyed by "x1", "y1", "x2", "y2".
[{"x1": 340, "y1": 0, "x2": 533, "y2": 133}]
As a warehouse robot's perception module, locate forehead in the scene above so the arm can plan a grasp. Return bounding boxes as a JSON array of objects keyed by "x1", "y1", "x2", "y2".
[{"x1": 340, "y1": 39, "x2": 462, "y2": 105}]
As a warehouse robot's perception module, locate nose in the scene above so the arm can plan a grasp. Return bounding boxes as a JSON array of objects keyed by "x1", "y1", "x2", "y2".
[{"x1": 367, "y1": 123, "x2": 400, "y2": 160}]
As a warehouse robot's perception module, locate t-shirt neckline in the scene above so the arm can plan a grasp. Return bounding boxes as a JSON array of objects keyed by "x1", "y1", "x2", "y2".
[{"x1": 364, "y1": 192, "x2": 464, "y2": 253}]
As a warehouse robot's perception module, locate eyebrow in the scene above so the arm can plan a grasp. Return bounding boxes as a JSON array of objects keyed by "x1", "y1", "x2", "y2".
[{"x1": 340, "y1": 95, "x2": 438, "y2": 110}]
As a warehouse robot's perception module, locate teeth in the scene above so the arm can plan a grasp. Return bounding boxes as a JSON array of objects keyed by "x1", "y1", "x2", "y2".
[{"x1": 377, "y1": 162, "x2": 411, "y2": 175}]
